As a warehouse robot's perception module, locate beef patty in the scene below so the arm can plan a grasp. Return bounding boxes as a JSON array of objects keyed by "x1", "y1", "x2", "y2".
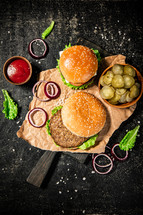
[{"x1": 49, "y1": 109, "x2": 88, "y2": 148}]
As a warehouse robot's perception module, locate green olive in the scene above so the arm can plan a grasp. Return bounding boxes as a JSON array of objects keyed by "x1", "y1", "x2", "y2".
[
  {"x1": 119, "y1": 92, "x2": 127, "y2": 103},
  {"x1": 112, "y1": 64, "x2": 124, "y2": 75},
  {"x1": 126, "y1": 91, "x2": 133, "y2": 102},
  {"x1": 130, "y1": 85, "x2": 140, "y2": 98},
  {"x1": 124, "y1": 65, "x2": 136, "y2": 77},
  {"x1": 103, "y1": 71, "x2": 114, "y2": 85},
  {"x1": 112, "y1": 75, "x2": 124, "y2": 88},
  {"x1": 116, "y1": 88, "x2": 127, "y2": 95},
  {"x1": 108, "y1": 93, "x2": 121, "y2": 105},
  {"x1": 100, "y1": 86, "x2": 115, "y2": 100},
  {"x1": 123, "y1": 75, "x2": 135, "y2": 89}
]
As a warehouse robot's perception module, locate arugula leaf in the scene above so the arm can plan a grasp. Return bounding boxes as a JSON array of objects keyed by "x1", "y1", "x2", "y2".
[
  {"x1": 78, "y1": 134, "x2": 98, "y2": 150},
  {"x1": 2, "y1": 89, "x2": 18, "y2": 120},
  {"x1": 119, "y1": 126, "x2": 140, "y2": 151},
  {"x1": 51, "y1": 105, "x2": 63, "y2": 116},
  {"x1": 42, "y1": 21, "x2": 55, "y2": 39},
  {"x1": 46, "y1": 119, "x2": 51, "y2": 136}
]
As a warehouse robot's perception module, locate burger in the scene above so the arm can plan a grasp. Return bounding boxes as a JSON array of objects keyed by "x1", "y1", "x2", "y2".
[
  {"x1": 57, "y1": 44, "x2": 101, "y2": 90},
  {"x1": 47, "y1": 92, "x2": 106, "y2": 150}
]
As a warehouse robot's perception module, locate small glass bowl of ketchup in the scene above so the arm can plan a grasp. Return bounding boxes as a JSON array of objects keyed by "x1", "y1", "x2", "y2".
[{"x1": 3, "y1": 56, "x2": 32, "y2": 85}]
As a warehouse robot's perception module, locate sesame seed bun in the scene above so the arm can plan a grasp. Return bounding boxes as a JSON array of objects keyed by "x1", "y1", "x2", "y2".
[
  {"x1": 61, "y1": 92, "x2": 106, "y2": 137},
  {"x1": 59, "y1": 45, "x2": 98, "y2": 85}
]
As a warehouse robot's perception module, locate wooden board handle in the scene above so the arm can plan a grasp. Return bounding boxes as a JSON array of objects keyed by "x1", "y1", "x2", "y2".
[{"x1": 26, "y1": 151, "x2": 57, "y2": 187}]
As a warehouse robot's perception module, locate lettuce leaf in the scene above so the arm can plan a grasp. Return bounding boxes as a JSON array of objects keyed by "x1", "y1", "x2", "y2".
[
  {"x1": 119, "y1": 126, "x2": 140, "y2": 151},
  {"x1": 56, "y1": 44, "x2": 101, "y2": 90},
  {"x1": 78, "y1": 134, "x2": 98, "y2": 150},
  {"x1": 2, "y1": 89, "x2": 18, "y2": 120},
  {"x1": 46, "y1": 119, "x2": 51, "y2": 135},
  {"x1": 91, "y1": 48, "x2": 101, "y2": 63},
  {"x1": 51, "y1": 105, "x2": 63, "y2": 116}
]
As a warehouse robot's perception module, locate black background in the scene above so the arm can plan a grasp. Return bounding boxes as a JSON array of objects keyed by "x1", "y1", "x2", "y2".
[{"x1": 0, "y1": 0, "x2": 143, "y2": 214}]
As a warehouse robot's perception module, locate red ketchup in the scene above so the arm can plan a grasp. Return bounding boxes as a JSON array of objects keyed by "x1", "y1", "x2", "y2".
[{"x1": 7, "y1": 59, "x2": 30, "y2": 83}]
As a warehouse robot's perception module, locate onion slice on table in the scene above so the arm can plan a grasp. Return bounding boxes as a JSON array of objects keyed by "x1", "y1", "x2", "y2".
[
  {"x1": 28, "y1": 107, "x2": 48, "y2": 128},
  {"x1": 111, "y1": 143, "x2": 128, "y2": 161},
  {"x1": 28, "y1": 38, "x2": 48, "y2": 59},
  {"x1": 32, "y1": 80, "x2": 51, "y2": 102},
  {"x1": 92, "y1": 153, "x2": 113, "y2": 175},
  {"x1": 44, "y1": 81, "x2": 60, "y2": 99}
]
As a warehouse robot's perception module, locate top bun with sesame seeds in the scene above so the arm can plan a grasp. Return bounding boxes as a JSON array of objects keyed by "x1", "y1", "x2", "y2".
[
  {"x1": 61, "y1": 92, "x2": 106, "y2": 137},
  {"x1": 59, "y1": 45, "x2": 98, "y2": 86}
]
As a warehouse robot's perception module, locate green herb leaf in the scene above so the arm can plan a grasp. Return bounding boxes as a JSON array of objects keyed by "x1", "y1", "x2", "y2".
[
  {"x1": 51, "y1": 105, "x2": 63, "y2": 116},
  {"x1": 119, "y1": 126, "x2": 140, "y2": 151},
  {"x1": 63, "y1": 43, "x2": 71, "y2": 51},
  {"x1": 42, "y1": 21, "x2": 55, "y2": 39},
  {"x1": 78, "y1": 134, "x2": 98, "y2": 150},
  {"x1": 46, "y1": 119, "x2": 51, "y2": 136},
  {"x1": 2, "y1": 89, "x2": 18, "y2": 120},
  {"x1": 91, "y1": 48, "x2": 101, "y2": 63}
]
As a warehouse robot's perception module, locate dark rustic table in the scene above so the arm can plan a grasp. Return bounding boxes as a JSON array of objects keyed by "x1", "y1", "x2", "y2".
[{"x1": 0, "y1": 1, "x2": 143, "y2": 214}]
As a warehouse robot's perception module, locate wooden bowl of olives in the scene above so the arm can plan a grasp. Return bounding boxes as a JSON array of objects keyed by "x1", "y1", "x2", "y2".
[{"x1": 98, "y1": 64, "x2": 143, "y2": 108}]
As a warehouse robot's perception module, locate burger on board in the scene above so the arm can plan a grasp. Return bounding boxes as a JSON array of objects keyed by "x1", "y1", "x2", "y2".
[{"x1": 49, "y1": 92, "x2": 106, "y2": 149}]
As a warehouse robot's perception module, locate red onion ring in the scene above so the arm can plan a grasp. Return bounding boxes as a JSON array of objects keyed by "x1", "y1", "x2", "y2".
[
  {"x1": 32, "y1": 80, "x2": 51, "y2": 102},
  {"x1": 44, "y1": 81, "x2": 60, "y2": 99},
  {"x1": 28, "y1": 107, "x2": 48, "y2": 128},
  {"x1": 111, "y1": 143, "x2": 128, "y2": 161},
  {"x1": 92, "y1": 145, "x2": 111, "y2": 160},
  {"x1": 28, "y1": 38, "x2": 48, "y2": 59},
  {"x1": 92, "y1": 153, "x2": 113, "y2": 175}
]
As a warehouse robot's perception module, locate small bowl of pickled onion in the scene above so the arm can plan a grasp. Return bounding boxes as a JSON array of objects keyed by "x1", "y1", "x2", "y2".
[{"x1": 3, "y1": 56, "x2": 32, "y2": 85}]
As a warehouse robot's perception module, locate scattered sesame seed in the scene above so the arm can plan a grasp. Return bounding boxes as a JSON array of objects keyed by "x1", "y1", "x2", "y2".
[
  {"x1": 83, "y1": 177, "x2": 86, "y2": 181},
  {"x1": 56, "y1": 182, "x2": 59, "y2": 185},
  {"x1": 59, "y1": 191, "x2": 62, "y2": 194}
]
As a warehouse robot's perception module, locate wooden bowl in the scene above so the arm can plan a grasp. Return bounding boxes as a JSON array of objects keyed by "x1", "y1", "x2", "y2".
[
  {"x1": 3, "y1": 56, "x2": 32, "y2": 85},
  {"x1": 98, "y1": 63, "x2": 143, "y2": 108}
]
